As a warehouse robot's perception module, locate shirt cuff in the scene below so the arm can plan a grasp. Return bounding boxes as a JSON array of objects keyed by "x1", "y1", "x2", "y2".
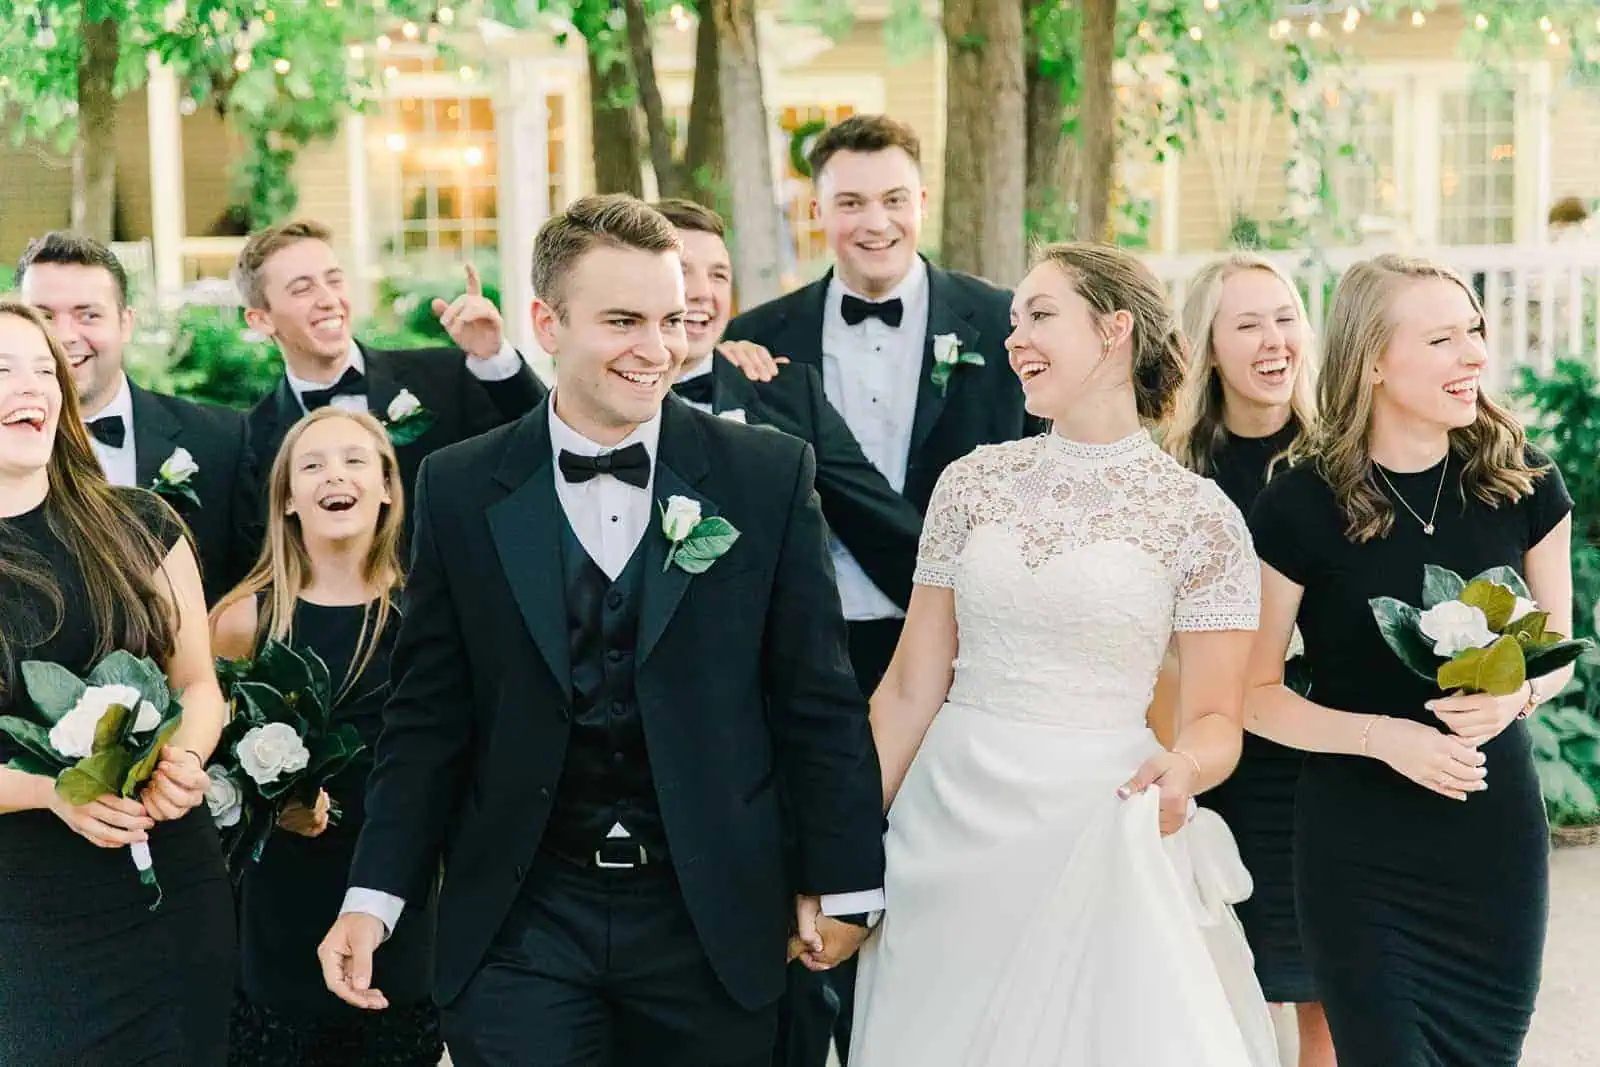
[
  {"x1": 341, "y1": 887, "x2": 405, "y2": 939},
  {"x1": 820, "y1": 889, "x2": 885, "y2": 917},
  {"x1": 466, "y1": 340, "x2": 524, "y2": 381}
]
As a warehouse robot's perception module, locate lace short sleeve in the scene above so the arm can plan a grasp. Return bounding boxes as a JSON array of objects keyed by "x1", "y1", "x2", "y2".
[
  {"x1": 913, "y1": 457, "x2": 979, "y2": 589},
  {"x1": 1173, "y1": 487, "x2": 1260, "y2": 632}
]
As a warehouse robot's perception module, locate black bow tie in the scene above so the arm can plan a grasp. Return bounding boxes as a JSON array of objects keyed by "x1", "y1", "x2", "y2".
[
  {"x1": 841, "y1": 294, "x2": 904, "y2": 328},
  {"x1": 558, "y1": 442, "x2": 651, "y2": 489},
  {"x1": 301, "y1": 366, "x2": 366, "y2": 411},
  {"x1": 672, "y1": 374, "x2": 715, "y2": 406},
  {"x1": 87, "y1": 415, "x2": 126, "y2": 449}
]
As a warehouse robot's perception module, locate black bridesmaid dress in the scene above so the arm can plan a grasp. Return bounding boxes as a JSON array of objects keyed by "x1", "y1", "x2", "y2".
[
  {"x1": 229, "y1": 597, "x2": 441, "y2": 1067},
  {"x1": 1199, "y1": 422, "x2": 1315, "y2": 1004},
  {"x1": 0, "y1": 489, "x2": 235, "y2": 1065},
  {"x1": 1248, "y1": 449, "x2": 1568, "y2": 1066}
]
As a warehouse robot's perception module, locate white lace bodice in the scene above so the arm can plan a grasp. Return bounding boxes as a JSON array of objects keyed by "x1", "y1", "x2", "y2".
[{"x1": 916, "y1": 431, "x2": 1259, "y2": 728}]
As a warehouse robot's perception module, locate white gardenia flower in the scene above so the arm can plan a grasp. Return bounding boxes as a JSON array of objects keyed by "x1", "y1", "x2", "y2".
[
  {"x1": 933, "y1": 332, "x2": 961, "y2": 366},
  {"x1": 159, "y1": 447, "x2": 199, "y2": 484},
  {"x1": 48, "y1": 684, "x2": 144, "y2": 760},
  {"x1": 1509, "y1": 596, "x2": 1539, "y2": 624},
  {"x1": 1417, "y1": 600, "x2": 1498, "y2": 658},
  {"x1": 205, "y1": 766, "x2": 244, "y2": 828},
  {"x1": 235, "y1": 722, "x2": 311, "y2": 786},
  {"x1": 131, "y1": 700, "x2": 162, "y2": 734},
  {"x1": 387, "y1": 389, "x2": 422, "y2": 421},
  {"x1": 662, "y1": 495, "x2": 702, "y2": 542}
]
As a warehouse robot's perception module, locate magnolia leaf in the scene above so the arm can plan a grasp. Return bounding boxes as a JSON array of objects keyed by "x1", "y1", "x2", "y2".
[
  {"x1": 1421, "y1": 564, "x2": 1467, "y2": 609},
  {"x1": 386, "y1": 410, "x2": 435, "y2": 447},
  {"x1": 1508, "y1": 611, "x2": 1551, "y2": 646},
  {"x1": 306, "y1": 724, "x2": 365, "y2": 785},
  {"x1": 1474, "y1": 565, "x2": 1533, "y2": 600},
  {"x1": 19, "y1": 661, "x2": 87, "y2": 724},
  {"x1": 1525, "y1": 639, "x2": 1594, "y2": 683},
  {"x1": 0, "y1": 716, "x2": 65, "y2": 767},
  {"x1": 1368, "y1": 597, "x2": 1439, "y2": 681},
  {"x1": 1460, "y1": 580, "x2": 1518, "y2": 632},
  {"x1": 672, "y1": 520, "x2": 741, "y2": 574},
  {"x1": 58, "y1": 748, "x2": 136, "y2": 806},
  {"x1": 1437, "y1": 645, "x2": 1488, "y2": 692},
  {"x1": 92, "y1": 703, "x2": 133, "y2": 755},
  {"x1": 6, "y1": 753, "x2": 60, "y2": 778},
  {"x1": 1476, "y1": 635, "x2": 1529, "y2": 695},
  {"x1": 929, "y1": 361, "x2": 953, "y2": 395},
  {"x1": 122, "y1": 714, "x2": 183, "y2": 796}
]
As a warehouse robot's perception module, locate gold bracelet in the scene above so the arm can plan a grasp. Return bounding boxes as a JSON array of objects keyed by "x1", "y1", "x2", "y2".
[
  {"x1": 1174, "y1": 749, "x2": 1203, "y2": 779},
  {"x1": 1359, "y1": 715, "x2": 1380, "y2": 757},
  {"x1": 1517, "y1": 679, "x2": 1540, "y2": 720}
]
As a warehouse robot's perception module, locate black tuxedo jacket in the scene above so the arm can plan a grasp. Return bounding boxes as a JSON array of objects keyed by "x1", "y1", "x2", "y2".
[
  {"x1": 127, "y1": 384, "x2": 258, "y2": 603},
  {"x1": 246, "y1": 342, "x2": 546, "y2": 539},
  {"x1": 723, "y1": 259, "x2": 1035, "y2": 513},
  {"x1": 349, "y1": 396, "x2": 886, "y2": 1009},
  {"x1": 693, "y1": 361, "x2": 924, "y2": 609}
]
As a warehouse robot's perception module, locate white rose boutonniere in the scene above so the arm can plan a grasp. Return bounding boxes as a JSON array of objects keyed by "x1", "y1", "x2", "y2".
[
  {"x1": 718, "y1": 408, "x2": 748, "y2": 424},
  {"x1": 150, "y1": 447, "x2": 201, "y2": 508},
  {"x1": 383, "y1": 388, "x2": 435, "y2": 446},
  {"x1": 659, "y1": 494, "x2": 740, "y2": 575},
  {"x1": 930, "y1": 332, "x2": 985, "y2": 395},
  {"x1": 205, "y1": 766, "x2": 244, "y2": 829},
  {"x1": 235, "y1": 722, "x2": 311, "y2": 787}
]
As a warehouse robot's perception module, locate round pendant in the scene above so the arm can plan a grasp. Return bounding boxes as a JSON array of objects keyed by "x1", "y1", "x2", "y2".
[{"x1": 1423, "y1": 523, "x2": 1435, "y2": 535}]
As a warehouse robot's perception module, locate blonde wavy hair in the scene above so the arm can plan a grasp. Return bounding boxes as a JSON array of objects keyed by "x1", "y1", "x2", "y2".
[
  {"x1": 211, "y1": 408, "x2": 405, "y2": 695},
  {"x1": 1165, "y1": 252, "x2": 1318, "y2": 475},
  {"x1": 1312, "y1": 253, "x2": 1540, "y2": 543}
]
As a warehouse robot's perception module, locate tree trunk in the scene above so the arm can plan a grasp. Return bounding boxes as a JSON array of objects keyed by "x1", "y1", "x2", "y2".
[
  {"x1": 622, "y1": 0, "x2": 683, "y2": 199},
  {"x1": 710, "y1": 0, "x2": 782, "y2": 306},
  {"x1": 683, "y1": 9, "x2": 725, "y2": 209},
  {"x1": 587, "y1": 35, "x2": 645, "y2": 198},
  {"x1": 1074, "y1": 0, "x2": 1118, "y2": 243},
  {"x1": 1024, "y1": 16, "x2": 1074, "y2": 243},
  {"x1": 940, "y1": 0, "x2": 1027, "y2": 285},
  {"x1": 72, "y1": 16, "x2": 119, "y2": 242}
]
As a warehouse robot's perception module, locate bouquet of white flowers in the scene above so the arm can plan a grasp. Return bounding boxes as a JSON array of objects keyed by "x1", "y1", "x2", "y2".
[
  {"x1": 1370, "y1": 565, "x2": 1593, "y2": 696},
  {"x1": 0, "y1": 651, "x2": 185, "y2": 907},
  {"x1": 207, "y1": 640, "x2": 365, "y2": 879}
]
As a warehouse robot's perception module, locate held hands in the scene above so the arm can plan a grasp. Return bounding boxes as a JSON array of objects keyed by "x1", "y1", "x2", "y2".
[
  {"x1": 1117, "y1": 750, "x2": 1199, "y2": 837},
  {"x1": 1428, "y1": 685, "x2": 1528, "y2": 747},
  {"x1": 143, "y1": 746, "x2": 209, "y2": 822},
  {"x1": 716, "y1": 340, "x2": 788, "y2": 382},
  {"x1": 278, "y1": 788, "x2": 333, "y2": 838},
  {"x1": 318, "y1": 912, "x2": 390, "y2": 1011},
  {"x1": 1365, "y1": 716, "x2": 1488, "y2": 801},
  {"x1": 786, "y1": 894, "x2": 869, "y2": 972},
  {"x1": 431, "y1": 264, "x2": 504, "y2": 360},
  {"x1": 48, "y1": 791, "x2": 153, "y2": 849}
]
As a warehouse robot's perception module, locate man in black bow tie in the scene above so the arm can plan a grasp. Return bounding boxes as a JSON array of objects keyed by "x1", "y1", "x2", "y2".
[
  {"x1": 320, "y1": 194, "x2": 885, "y2": 1067},
  {"x1": 722, "y1": 114, "x2": 1032, "y2": 1065},
  {"x1": 17, "y1": 232, "x2": 259, "y2": 604},
  {"x1": 240, "y1": 219, "x2": 546, "y2": 544}
]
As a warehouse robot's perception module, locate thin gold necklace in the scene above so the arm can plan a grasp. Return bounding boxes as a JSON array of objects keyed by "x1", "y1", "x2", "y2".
[{"x1": 1374, "y1": 455, "x2": 1448, "y2": 536}]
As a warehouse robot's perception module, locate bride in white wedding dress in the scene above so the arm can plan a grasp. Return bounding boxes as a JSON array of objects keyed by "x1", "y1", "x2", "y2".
[{"x1": 848, "y1": 243, "x2": 1278, "y2": 1066}]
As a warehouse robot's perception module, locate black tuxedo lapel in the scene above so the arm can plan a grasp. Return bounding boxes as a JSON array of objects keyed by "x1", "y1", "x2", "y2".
[
  {"x1": 767, "y1": 275, "x2": 829, "y2": 373},
  {"x1": 267, "y1": 377, "x2": 301, "y2": 451},
  {"x1": 909, "y1": 265, "x2": 983, "y2": 457},
  {"x1": 486, "y1": 405, "x2": 571, "y2": 692},
  {"x1": 129, "y1": 385, "x2": 183, "y2": 490},
  {"x1": 360, "y1": 344, "x2": 405, "y2": 420},
  {"x1": 710, "y1": 361, "x2": 760, "y2": 419},
  {"x1": 638, "y1": 399, "x2": 715, "y2": 667}
]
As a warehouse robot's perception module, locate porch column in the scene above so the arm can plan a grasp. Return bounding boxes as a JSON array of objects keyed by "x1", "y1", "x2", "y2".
[
  {"x1": 496, "y1": 56, "x2": 552, "y2": 371},
  {"x1": 145, "y1": 56, "x2": 185, "y2": 309},
  {"x1": 345, "y1": 112, "x2": 375, "y2": 318}
]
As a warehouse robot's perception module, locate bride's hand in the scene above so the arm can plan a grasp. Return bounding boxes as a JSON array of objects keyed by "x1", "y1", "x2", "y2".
[
  {"x1": 1366, "y1": 716, "x2": 1488, "y2": 801},
  {"x1": 1117, "y1": 751, "x2": 1198, "y2": 836}
]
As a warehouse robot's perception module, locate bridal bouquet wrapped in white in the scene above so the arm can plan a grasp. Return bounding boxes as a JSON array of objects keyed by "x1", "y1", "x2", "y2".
[
  {"x1": 1370, "y1": 564, "x2": 1593, "y2": 695},
  {"x1": 208, "y1": 640, "x2": 365, "y2": 879},
  {"x1": 0, "y1": 651, "x2": 185, "y2": 906}
]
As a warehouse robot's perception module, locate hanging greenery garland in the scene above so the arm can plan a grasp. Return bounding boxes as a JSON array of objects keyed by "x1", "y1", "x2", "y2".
[{"x1": 789, "y1": 117, "x2": 829, "y2": 178}]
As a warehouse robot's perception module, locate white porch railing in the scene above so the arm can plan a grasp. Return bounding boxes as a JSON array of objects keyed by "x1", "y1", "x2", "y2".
[{"x1": 1142, "y1": 242, "x2": 1600, "y2": 391}]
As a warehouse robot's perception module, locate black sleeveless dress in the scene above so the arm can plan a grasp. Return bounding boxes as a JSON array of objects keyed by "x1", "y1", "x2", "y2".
[
  {"x1": 229, "y1": 597, "x2": 441, "y2": 1067},
  {"x1": 1199, "y1": 423, "x2": 1314, "y2": 1003},
  {"x1": 0, "y1": 489, "x2": 235, "y2": 1065},
  {"x1": 1249, "y1": 450, "x2": 1567, "y2": 1066}
]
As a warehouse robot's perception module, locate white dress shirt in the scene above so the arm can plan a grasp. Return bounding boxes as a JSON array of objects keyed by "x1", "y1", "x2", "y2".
[
  {"x1": 85, "y1": 374, "x2": 138, "y2": 488},
  {"x1": 819, "y1": 257, "x2": 928, "y2": 622},
  {"x1": 343, "y1": 394, "x2": 883, "y2": 930},
  {"x1": 673, "y1": 357, "x2": 716, "y2": 416},
  {"x1": 286, "y1": 339, "x2": 524, "y2": 415}
]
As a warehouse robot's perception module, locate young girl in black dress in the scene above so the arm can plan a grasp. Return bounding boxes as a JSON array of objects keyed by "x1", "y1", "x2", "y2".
[
  {"x1": 1166, "y1": 252, "x2": 1332, "y2": 1066},
  {"x1": 211, "y1": 407, "x2": 440, "y2": 1066},
  {"x1": 0, "y1": 302, "x2": 233, "y2": 1062},
  {"x1": 1246, "y1": 254, "x2": 1571, "y2": 1066}
]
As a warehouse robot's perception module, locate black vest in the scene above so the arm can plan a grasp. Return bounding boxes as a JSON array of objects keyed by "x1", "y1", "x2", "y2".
[{"x1": 541, "y1": 513, "x2": 668, "y2": 859}]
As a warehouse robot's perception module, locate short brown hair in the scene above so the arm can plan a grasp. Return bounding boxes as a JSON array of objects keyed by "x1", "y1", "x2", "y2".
[
  {"x1": 807, "y1": 114, "x2": 921, "y2": 180},
  {"x1": 651, "y1": 198, "x2": 726, "y2": 239},
  {"x1": 235, "y1": 219, "x2": 335, "y2": 309},
  {"x1": 532, "y1": 194, "x2": 681, "y2": 315},
  {"x1": 16, "y1": 232, "x2": 132, "y2": 308}
]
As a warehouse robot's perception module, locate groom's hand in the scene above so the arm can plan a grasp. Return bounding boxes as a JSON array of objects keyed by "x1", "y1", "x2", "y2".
[
  {"x1": 318, "y1": 912, "x2": 390, "y2": 1011},
  {"x1": 787, "y1": 894, "x2": 870, "y2": 971}
]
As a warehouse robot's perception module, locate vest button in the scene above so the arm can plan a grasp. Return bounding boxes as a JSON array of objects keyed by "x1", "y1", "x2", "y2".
[
  {"x1": 606, "y1": 590, "x2": 624, "y2": 610},
  {"x1": 607, "y1": 649, "x2": 624, "y2": 664},
  {"x1": 538, "y1": 786, "x2": 550, "y2": 799},
  {"x1": 612, "y1": 751, "x2": 625, "y2": 764}
]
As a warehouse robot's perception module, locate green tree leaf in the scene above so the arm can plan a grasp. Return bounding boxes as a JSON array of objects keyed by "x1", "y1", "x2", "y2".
[
  {"x1": 1421, "y1": 564, "x2": 1466, "y2": 609},
  {"x1": 19, "y1": 661, "x2": 86, "y2": 724}
]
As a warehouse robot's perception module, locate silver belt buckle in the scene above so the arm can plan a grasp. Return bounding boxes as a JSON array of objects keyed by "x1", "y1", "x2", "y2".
[{"x1": 593, "y1": 844, "x2": 647, "y2": 869}]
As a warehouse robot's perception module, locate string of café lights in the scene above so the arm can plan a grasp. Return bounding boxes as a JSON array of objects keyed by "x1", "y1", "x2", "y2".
[{"x1": 1172, "y1": 1, "x2": 1599, "y2": 49}]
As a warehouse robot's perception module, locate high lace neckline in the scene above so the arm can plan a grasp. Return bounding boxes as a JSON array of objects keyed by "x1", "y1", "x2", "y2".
[{"x1": 1044, "y1": 428, "x2": 1154, "y2": 464}]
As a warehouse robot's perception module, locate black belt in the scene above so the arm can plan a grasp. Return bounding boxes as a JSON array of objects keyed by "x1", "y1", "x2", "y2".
[{"x1": 543, "y1": 837, "x2": 664, "y2": 871}]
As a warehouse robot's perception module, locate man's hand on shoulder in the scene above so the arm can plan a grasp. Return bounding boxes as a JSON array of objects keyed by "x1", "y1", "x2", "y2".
[{"x1": 716, "y1": 340, "x2": 788, "y2": 382}]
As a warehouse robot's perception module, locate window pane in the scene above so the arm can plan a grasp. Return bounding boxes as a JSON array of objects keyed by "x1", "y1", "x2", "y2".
[{"x1": 1438, "y1": 88, "x2": 1516, "y2": 246}]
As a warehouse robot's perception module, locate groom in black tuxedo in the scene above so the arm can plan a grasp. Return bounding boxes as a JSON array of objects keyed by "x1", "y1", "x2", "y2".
[
  {"x1": 320, "y1": 195, "x2": 886, "y2": 1066},
  {"x1": 723, "y1": 113, "x2": 1032, "y2": 1064},
  {"x1": 237, "y1": 219, "x2": 546, "y2": 542}
]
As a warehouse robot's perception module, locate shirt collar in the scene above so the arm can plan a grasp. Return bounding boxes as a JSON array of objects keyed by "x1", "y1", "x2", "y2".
[
  {"x1": 828, "y1": 255, "x2": 929, "y2": 319},
  {"x1": 285, "y1": 340, "x2": 366, "y2": 405},
  {"x1": 86, "y1": 373, "x2": 134, "y2": 439},
  {"x1": 548, "y1": 391, "x2": 663, "y2": 468},
  {"x1": 675, "y1": 355, "x2": 715, "y2": 384}
]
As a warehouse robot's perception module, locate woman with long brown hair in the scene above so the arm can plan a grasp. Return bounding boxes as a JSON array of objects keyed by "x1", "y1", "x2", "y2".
[
  {"x1": 1167, "y1": 252, "x2": 1333, "y2": 1066},
  {"x1": 211, "y1": 407, "x2": 438, "y2": 1065},
  {"x1": 0, "y1": 302, "x2": 232, "y2": 1061},
  {"x1": 1245, "y1": 254, "x2": 1570, "y2": 1064}
]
